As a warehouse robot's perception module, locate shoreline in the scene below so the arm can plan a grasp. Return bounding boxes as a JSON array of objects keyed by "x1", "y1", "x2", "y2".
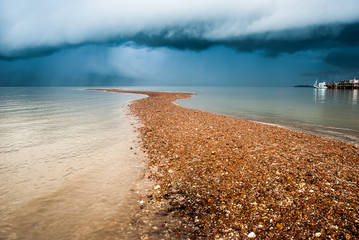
[
  {"x1": 91, "y1": 89, "x2": 359, "y2": 239},
  {"x1": 243, "y1": 119, "x2": 359, "y2": 146}
]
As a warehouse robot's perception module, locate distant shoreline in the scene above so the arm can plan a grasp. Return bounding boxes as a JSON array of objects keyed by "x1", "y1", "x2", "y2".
[
  {"x1": 89, "y1": 89, "x2": 359, "y2": 239},
  {"x1": 294, "y1": 85, "x2": 313, "y2": 88}
]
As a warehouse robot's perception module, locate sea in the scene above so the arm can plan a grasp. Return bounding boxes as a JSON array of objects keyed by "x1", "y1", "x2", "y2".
[
  {"x1": 0, "y1": 86, "x2": 358, "y2": 239},
  {"x1": 178, "y1": 86, "x2": 359, "y2": 144},
  {"x1": 0, "y1": 87, "x2": 144, "y2": 239}
]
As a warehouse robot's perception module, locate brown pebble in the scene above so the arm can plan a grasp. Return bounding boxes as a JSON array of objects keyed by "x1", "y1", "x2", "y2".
[{"x1": 91, "y1": 89, "x2": 359, "y2": 239}]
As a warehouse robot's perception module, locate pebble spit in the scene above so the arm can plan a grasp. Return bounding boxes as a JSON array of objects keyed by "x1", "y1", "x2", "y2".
[{"x1": 96, "y1": 89, "x2": 358, "y2": 239}]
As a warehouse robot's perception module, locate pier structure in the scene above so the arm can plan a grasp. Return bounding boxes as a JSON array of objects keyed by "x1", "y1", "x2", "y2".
[{"x1": 326, "y1": 78, "x2": 359, "y2": 89}]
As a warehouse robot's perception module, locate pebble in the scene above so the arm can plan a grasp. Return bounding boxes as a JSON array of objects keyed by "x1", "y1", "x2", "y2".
[
  {"x1": 248, "y1": 232, "x2": 256, "y2": 238},
  {"x1": 99, "y1": 89, "x2": 359, "y2": 239}
]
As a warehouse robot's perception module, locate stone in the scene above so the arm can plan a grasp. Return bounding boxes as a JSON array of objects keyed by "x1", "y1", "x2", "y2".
[{"x1": 248, "y1": 232, "x2": 256, "y2": 238}]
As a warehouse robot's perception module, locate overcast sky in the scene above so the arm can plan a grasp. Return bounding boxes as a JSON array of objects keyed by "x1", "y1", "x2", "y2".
[{"x1": 1, "y1": 0, "x2": 359, "y2": 86}]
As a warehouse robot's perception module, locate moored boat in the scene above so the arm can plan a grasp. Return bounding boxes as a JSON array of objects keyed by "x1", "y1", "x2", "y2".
[{"x1": 314, "y1": 79, "x2": 327, "y2": 89}]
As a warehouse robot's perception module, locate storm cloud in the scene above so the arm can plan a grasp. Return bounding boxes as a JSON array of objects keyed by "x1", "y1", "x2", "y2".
[
  {"x1": 1, "y1": 0, "x2": 359, "y2": 60},
  {"x1": 324, "y1": 49, "x2": 359, "y2": 69},
  {"x1": 1, "y1": 0, "x2": 359, "y2": 87}
]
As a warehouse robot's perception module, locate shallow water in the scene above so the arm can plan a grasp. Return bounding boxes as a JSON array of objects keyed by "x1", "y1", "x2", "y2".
[
  {"x1": 0, "y1": 87, "x2": 144, "y2": 239},
  {"x1": 122, "y1": 86, "x2": 359, "y2": 144},
  {"x1": 181, "y1": 87, "x2": 359, "y2": 144}
]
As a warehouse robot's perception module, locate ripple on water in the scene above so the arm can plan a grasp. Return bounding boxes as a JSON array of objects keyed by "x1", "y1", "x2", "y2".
[{"x1": 0, "y1": 88, "x2": 145, "y2": 239}]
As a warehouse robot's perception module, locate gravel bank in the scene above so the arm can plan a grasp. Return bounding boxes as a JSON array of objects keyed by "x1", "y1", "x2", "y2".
[{"x1": 96, "y1": 89, "x2": 359, "y2": 239}]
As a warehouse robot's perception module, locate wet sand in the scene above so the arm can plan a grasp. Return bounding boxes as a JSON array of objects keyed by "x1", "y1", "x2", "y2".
[{"x1": 95, "y1": 89, "x2": 358, "y2": 239}]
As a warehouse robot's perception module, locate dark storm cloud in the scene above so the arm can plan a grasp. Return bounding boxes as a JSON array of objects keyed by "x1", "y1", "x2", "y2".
[
  {"x1": 1, "y1": 0, "x2": 359, "y2": 87},
  {"x1": 124, "y1": 21, "x2": 359, "y2": 56},
  {"x1": 1, "y1": 0, "x2": 359, "y2": 60},
  {"x1": 220, "y1": 21, "x2": 359, "y2": 57},
  {"x1": 300, "y1": 70, "x2": 341, "y2": 77},
  {"x1": 2, "y1": 21, "x2": 359, "y2": 60},
  {"x1": 0, "y1": 47, "x2": 58, "y2": 61},
  {"x1": 130, "y1": 26, "x2": 213, "y2": 51},
  {"x1": 0, "y1": 45, "x2": 136, "y2": 86},
  {"x1": 324, "y1": 49, "x2": 359, "y2": 69}
]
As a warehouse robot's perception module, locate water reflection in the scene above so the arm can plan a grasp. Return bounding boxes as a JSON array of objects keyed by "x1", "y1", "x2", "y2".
[
  {"x1": 314, "y1": 88, "x2": 359, "y2": 106},
  {"x1": 352, "y1": 89, "x2": 358, "y2": 105},
  {"x1": 314, "y1": 89, "x2": 326, "y2": 103}
]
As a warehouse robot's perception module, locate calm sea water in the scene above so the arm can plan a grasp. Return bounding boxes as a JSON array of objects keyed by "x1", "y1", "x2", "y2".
[
  {"x1": 124, "y1": 86, "x2": 359, "y2": 144},
  {"x1": 0, "y1": 87, "x2": 144, "y2": 239},
  {"x1": 179, "y1": 87, "x2": 359, "y2": 144}
]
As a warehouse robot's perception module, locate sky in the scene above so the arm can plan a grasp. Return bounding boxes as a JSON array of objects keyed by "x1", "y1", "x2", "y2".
[{"x1": 0, "y1": 0, "x2": 359, "y2": 86}]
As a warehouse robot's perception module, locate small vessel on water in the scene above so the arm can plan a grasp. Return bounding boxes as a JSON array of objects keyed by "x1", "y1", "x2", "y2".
[{"x1": 314, "y1": 79, "x2": 327, "y2": 89}]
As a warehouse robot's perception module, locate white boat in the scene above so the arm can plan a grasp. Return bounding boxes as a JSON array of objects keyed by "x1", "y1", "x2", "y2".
[{"x1": 314, "y1": 79, "x2": 327, "y2": 89}]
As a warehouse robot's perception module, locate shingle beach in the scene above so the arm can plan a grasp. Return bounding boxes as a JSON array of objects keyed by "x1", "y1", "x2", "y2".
[{"x1": 95, "y1": 89, "x2": 358, "y2": 239}]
